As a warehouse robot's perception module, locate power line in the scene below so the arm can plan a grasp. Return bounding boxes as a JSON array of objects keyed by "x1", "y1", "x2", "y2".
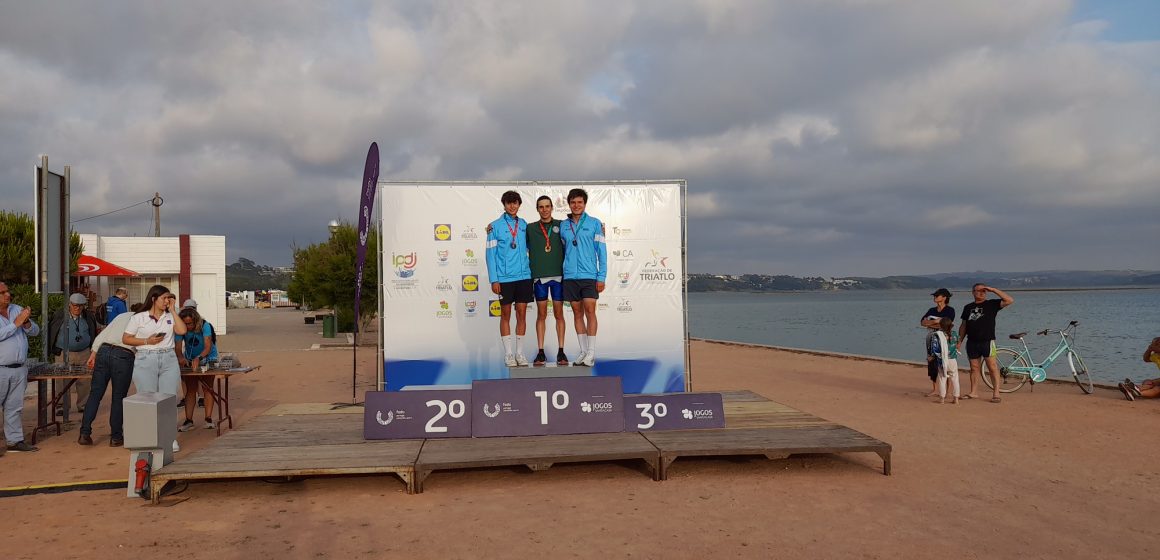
[{"x1": 71, "y1": 198, "x2": 153, "y2": 224}]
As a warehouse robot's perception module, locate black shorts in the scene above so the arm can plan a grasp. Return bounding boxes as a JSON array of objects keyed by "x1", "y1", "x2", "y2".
[
  {"x1": 498, "y1": 279, "x2": 534, "y2": 305},
  {"x1": 965, "y1": 339, "x2": 995, "y2": 360},
  {"x1": 563, "y1": 279, "x2": 599, "y2": 301}
]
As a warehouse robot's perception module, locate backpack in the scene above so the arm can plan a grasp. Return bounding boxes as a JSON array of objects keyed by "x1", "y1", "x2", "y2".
[{"x1": 207, "y1": 322, "x2": 217, "y2": 346}]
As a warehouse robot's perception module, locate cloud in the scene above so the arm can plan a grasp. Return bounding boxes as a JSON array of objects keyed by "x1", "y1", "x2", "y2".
[{"x1": 0, "y1": 0, "x2": 1156, "y2": 277}]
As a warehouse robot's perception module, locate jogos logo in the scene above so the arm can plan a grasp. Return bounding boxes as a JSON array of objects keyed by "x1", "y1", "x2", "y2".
[
  {"x1": 489, "y1": 300, "x2": 502, "y2": 317},
  {"x1": 435, "y1": 300, "x2": 453, "y2": 319},
  {"x1": 434, "y1": 224, "x2": 452, "y2": 241},
  {"x1": 392, "y1": 252, "x2": 418, "y2": 278},
  {"x1": 461, "y1": 275, "x2": 479, "y2": 292}
]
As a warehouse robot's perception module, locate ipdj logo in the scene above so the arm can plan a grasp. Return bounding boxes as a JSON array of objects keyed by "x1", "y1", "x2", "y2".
[
  {"x1": 392, "y1": 252, "x2": 418, "y2": 278},
  {"x1": 437, "y1": 250, "x2": 450, "y2": 266},
  {"x1": 464, "y1": 300, "x2": 478, "y2": 316},
  {"x1": 461, "y1": 275, "x2": 479, "y2": 292},
  {"x1": 617, "y1": 272, "x2": 630, "y2": 286},
  {"x1": 434, "y1": 224, "x2": 451, "y2": 241},
  {"x1": 489, "y1": 300, "x2": 501, "y2": 317}
]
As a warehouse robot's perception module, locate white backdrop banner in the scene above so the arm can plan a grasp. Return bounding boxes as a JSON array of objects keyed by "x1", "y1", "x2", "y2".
[{"x1": 379, "y1": 181, "x2": 687, "y2": 394}]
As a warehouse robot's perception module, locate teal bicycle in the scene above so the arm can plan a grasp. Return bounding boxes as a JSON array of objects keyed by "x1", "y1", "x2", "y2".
[{"x1": 981, "y1": 321, "x2": 1093, "y2": 394}]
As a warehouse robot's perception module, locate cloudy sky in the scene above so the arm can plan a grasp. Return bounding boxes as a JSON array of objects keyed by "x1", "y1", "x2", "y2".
[{"x1": 2, "y1": 0, "x2": 1157, "y2": 276}]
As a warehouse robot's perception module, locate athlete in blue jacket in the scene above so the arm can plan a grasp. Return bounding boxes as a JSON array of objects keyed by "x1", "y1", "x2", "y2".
[
  {"x1": 559, "y1": 188, "x2": 608, "y2": 367},
  {"x1": 485, "y1": 191, "x2": 533, "y2": 367}
]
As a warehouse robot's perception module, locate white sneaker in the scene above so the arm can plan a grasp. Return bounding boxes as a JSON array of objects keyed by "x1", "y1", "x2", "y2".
[
  {"x1": 204, "y1": 418, "x2": 216, "y2": 430},
  {"x1": 580, "y1": 351, "x2": 596, "y2": 367},
  {"x1": 172, "y1": 440, "x2": 180, "y2": 453},
  {"x1": 504, "y1": 354, "x2": 518, "y2": 367},
  {"x1": 514, "y1": 353, "x2": 529, "y2": 367},
  {"x1": 573, "y1": 350, "x2": 590, "y2": 367}
]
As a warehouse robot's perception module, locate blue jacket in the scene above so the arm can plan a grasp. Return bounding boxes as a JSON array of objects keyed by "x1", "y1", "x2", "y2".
[
  {"x1": 106, "y1": 295, "x2": 127, "y2": 323},
  {"x1": 559, "y1": 213, "x2": 608, "y2": 282},
  {"x1": 485, "y1": 213, "x2": 531, "y2": 284}
]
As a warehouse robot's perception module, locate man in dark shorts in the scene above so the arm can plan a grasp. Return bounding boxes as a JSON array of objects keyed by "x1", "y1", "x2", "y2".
[
  {"x1": 486, "y1": 190, "x2": 533, "y2": 367},
  {"x1": 957, "y1": 283, "x2": 1015, "y2": 402},
  {"x1": 559, "y1": 188, "x2": 608, "y2": 367},
  {"x1": 920, "y1": 288, "x2": 955, "y2": 396},
  {"x1": 528, "y1": 196, "x2": 569, "y2": 366}
]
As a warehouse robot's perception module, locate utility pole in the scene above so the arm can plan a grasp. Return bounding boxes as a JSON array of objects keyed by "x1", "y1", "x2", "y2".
[{"x1": 152, "y1": 192, "x2": 164, "y2": 236}]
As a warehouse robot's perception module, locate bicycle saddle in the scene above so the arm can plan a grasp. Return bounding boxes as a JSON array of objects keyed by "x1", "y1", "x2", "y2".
[{"x1": 1009, "y1": 332, "x2": 1027, "y2": 340}]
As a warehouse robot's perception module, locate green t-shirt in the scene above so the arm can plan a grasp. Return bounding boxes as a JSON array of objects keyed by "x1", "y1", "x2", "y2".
[{"x1": 527, "y1": 218, "x2": 565, "y2": 280}]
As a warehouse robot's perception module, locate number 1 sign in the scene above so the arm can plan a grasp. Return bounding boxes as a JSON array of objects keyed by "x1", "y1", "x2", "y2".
[
  {"x1": 364, "y1": 390, "x2": 473, "y2": 439},
  {"x1": 471, "y1": 377, "x2": 625, "y2": 437}
]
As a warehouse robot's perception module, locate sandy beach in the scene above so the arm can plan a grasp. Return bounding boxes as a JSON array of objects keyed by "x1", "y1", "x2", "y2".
[{"x1": 1, "y1": 307, "x2": 1156, "y2": 559}]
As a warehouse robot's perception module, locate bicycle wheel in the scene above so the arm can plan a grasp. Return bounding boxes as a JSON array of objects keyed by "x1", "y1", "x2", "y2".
[
  {"x1": 981, "y1": 347, "x2": 1031, "y2": 393},
  {"x1": 1068, "y1": 351, "x2": 1093, "y2": 394}
]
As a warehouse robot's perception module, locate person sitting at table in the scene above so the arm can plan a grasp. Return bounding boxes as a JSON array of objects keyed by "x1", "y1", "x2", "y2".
[
  {"x1": 78, "y1": 303, "x2": 143, "y2": 446},
  {"x1": 1120, "y1": 337, "x2": 1160, "y2": 401},
  {"x1": 122, "y1": 285, "x2": 186, "y2": 452},
  {"x1": 176, "y1": 307, "x2": 218, "y2": 431}
]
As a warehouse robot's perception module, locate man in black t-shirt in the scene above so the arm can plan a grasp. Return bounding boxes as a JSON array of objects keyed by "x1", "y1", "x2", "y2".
[{"x1": 957, "y1": 283, "x2": 1014, "y2": 402}]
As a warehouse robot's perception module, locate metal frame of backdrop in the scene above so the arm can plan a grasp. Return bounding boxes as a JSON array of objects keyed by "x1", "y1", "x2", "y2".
[{"x1": 375, "y1": 180, "x2": 690, "y2": 394}]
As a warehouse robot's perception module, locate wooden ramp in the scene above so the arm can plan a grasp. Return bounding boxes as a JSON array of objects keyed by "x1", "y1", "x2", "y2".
[{"x1": 149, "y1": 391, "x2": 890, "y2": 502}]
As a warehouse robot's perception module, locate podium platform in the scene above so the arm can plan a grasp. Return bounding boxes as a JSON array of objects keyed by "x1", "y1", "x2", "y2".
[{"x1": 147, "y1": 390, "x2": 892, "y2": 502}]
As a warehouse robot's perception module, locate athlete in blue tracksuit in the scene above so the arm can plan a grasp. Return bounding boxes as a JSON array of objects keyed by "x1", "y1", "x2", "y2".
[
  {"x1": 558, "y1": 188, "x2": 608, "y2": 367},
  {"x1": 485, "y1": 191, "x2": 533, "y2": 367}
]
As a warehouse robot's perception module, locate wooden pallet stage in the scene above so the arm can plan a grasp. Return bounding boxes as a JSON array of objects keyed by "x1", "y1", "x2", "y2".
[{"x1": 149, "y1": 391, "x2": 891, "y2": 502}]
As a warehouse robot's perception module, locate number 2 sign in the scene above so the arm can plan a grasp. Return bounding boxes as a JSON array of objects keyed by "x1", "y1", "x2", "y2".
[{"x1": 364, "y1": 389, "x2": 473, "y2": 439}]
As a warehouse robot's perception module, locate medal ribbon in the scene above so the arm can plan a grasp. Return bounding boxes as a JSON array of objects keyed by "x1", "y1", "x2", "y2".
[
  {"x1": 568, "y1": 214, "x2": 586, "y2": 246},
  {"x1": 539, "y1": 221, "x2": 552, "y2": 252},
  {"x1": 505, "y1": 214, "x2": 519, "y2": 248}
]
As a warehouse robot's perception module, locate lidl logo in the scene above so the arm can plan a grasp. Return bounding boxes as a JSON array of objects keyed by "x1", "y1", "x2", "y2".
[
  {"x1": 392, "y1": 252, "x2": 418, "y2": 278},
  {"x1": 489, "y1": 300, "x2": 502, "y2": 317},
  {"x1": 434, "y1": 224, "x2": 452, "y2": 241},
  {"x1": 461, "y1": 275, "x2": 479, "y2": 292}
]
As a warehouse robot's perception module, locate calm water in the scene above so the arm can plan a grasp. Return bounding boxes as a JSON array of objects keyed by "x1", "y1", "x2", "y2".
[{"x1": 688, "y1": 288, "x2": 1160, "y2": 384}]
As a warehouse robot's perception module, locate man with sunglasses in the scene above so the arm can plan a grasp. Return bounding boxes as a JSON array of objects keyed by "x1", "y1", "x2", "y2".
[
  {"x1": 0, "y1": 281, "x2": 41, "y2": 453},
  {"x1": 957, "y1": 283, "x2": 1015, "y2": 403}
]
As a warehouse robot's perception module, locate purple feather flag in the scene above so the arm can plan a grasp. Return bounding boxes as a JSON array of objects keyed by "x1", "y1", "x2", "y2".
[{"x1": 353, "y1": 142, "x2": 380, "y2": 333}]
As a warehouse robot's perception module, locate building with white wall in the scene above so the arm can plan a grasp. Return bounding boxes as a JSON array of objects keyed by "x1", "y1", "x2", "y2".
[{"x1": 78, "y1": 234, "x2": 228, "y2": 333}]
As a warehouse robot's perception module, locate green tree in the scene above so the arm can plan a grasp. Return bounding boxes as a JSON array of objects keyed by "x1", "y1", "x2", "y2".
[
  {"x1": 0, "y1": 210, "x2": 84, "y2": 284},
  {"x1": 287, "y1": 222, "x2": 378, "y2": 331}
]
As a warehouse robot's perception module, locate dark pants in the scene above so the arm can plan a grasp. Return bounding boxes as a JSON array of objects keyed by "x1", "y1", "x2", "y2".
[{"x1": 80, "y1": 345, "x2": 134, "y2": 438}]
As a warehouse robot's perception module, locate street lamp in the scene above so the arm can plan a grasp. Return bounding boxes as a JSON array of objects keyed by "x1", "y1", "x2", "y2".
[{"x1": 327, "y1": 220, "x2": 339, "y2": 236}]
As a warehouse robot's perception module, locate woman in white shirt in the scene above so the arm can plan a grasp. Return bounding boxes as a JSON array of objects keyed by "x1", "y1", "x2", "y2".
[{"x1": 122, "y1": 285, "x2": 187, "y2": 397}]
